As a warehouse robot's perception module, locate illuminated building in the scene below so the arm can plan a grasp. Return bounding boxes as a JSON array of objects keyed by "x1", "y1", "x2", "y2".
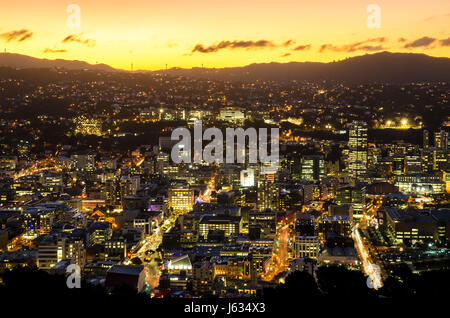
[
  {"x1": 156, "y1": 152, "x2": 170, "y2": 175},
  {"x1": 192, "y1": 261, "x2": 215, "y2": 296},
  {"x1": 87, "y1": 222, "x2": 112, "y2": 246},
  {"x1": 290, "y1": 257, "x2": 317, "y2": 276},
  {"x1": 421, "y1": 148, "x2": 448, "y2": 173},
  {"x1": 41, "y1": 172, "x2": 64, "y2": 186},
  {"x1": 382, "y1": 207, "x2": 450, "y2": 244},
  {"x1": 317, "y1": 216, "x2": 352, "y2": 244},
  {"x1": 444, "y1": 171, "x2": 450, "y2": 193},
  {"x1": 257, "y1": 179, "x2": 279, "y2": 211},
  {"x1": 295, "y1": 236, "x2": 320, "y2": 259},
  {"x1": 70, "y1": 153, "x2": 95, "y2": 172},
  {"x1": 300, "y1": 154, "x2": 325, "y2": 181},
  {"x1": 392, "y1": 155, "x2": 405, "y2": 175},
  {"x1": 168, "y1": 254, "x2": 192, "y2": 273},
  {"x1": 218, "y1": 107, "x2": 245, "y2": 123},
  {"x1": 73, "y1": 116, "x2": 102, "y2": 136},
  {"x1": 37, "y1": 236, "x2": 85, "y2": 269},
  {"x1": 395, "y1": 175, "x2": 445, "y2": 195},
  {"x1": 168, "y1": 186, "x2": 194, "y2": 212},
  {"x1": 336, "y1": 186, "x2": 365, "y2": 219},
  {"x1": 348, "y1": 121, "x2": 368, "y2": 179},
  {"x1": 249, "y1": 209, "x2": 277, "y2": 238},
  {"x1": 198, "y1": 215, "x2": 242, "y2": 238},
  {"x1": 328, "y1": 204, "x2": 353, "y2": 218},
  {"x1": 0, "y1": 156, "x2": 18, "y2": 170},
  {"x1": 405, "y1": 154, "x2": 422, "y2": 174},
  {"x1": 434, "y1": 130, "x2": 448, "y2": 149},
  {"x1": 105, "y1": 178, "x2": 121, "y2": 206},
  {"x1": 100, "y1": 157, "x2": 117, "y2": 170}
]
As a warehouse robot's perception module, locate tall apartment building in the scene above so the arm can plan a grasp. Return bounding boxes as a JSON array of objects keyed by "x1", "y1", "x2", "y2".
[{"x1": 348, "y1": 121, "x2": 368, "y2": 179}]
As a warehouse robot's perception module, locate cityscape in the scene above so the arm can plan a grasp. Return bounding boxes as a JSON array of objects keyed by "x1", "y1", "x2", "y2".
[{"x1": 0, "y1": 0, "x2": 449, "y2": 314}]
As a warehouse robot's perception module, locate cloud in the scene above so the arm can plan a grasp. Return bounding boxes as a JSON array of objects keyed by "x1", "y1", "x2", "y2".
[
  {"x1": 43, "y1": 48, "x2": 67, "y2": 53},
  {"x1": 440, "y1": 38, "x2": 450, "y2": 46},
  {"x1": 62, "y1": 34, "x2": 96, "y2": 47},
  {"x1": 423, "y1": 13, "x2": 450, "y2": 22},
  {"x1": 319, "y1": 37, "x2": 386, "y2": 53},
  {"x1": 191, "y1": 40, "x2": 277, "y2": 53},
  {"x1": 293, "y1": 44, "x2": 311, "y2": 51},
  {"x1": 398, "y1": 37, "x2": 407, "y2": 43},
  {"x1": 0, "y1": 29, "x2": 33, "y2": 42},
  {"x1": 404, "y1": 36, "x2": 436, "y2": 48},
  {"x1": 283, "y1": 40, "x2": 295, "y2": 47},
  {"x1": 281, "y1": 53, "x2": 291, "y2": 57}
]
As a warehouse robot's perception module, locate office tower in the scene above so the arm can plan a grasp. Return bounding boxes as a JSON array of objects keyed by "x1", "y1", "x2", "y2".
[
  {"x1": 70, "y1": 153, "x2": 95, "y2": 171},
  {"x1": 348, "y1": 121, "x2": 368, "y2": 179},
  {"x1": 119, "y1": 176, "x2": 133, "y2": 205},
  {"x1": 300, "y1": 154, "x2": 325, "y2": 181},
  {"x1": 105, "y1": 178, "x2": 121, "y2": 206},
  {"x1": 130, "y1": 175, "x2": 140, "y2": 194},
  {"x1": 257, "y1": 179, "x2": 279, "y2": 211},
  {"x1": 249, "y1": 209, "x2": 277, "y2": 238},
  {"x1": 405, "y1": 154, "x2": 422, "y2": 174},
  {"x1": 392, "y1": 155, "x2": 405, "y2": 175},
  {"x1": 156, "y1": 152, "x2": 170, "y2": 175},
  {"x1": 421, "y1": 148, "x2": 449, "y2": 173},
  {"x1": 434, "y1": 130, "x2": 448, "y2": 149},
  {"x1": 336, "y1": 185, "x2": 365, "y2": 219}
]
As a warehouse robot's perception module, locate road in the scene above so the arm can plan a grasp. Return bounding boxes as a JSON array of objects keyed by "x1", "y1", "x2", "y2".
[
  {"x1": 198, "y1": 171, "x2": 216, "y2": 203},
  {"x1": 352, "y1": 225, "x2": 383, "y2": 289},
  {"x1": 263, "y1": 218, "x2": 294, "y2": 282},
  {"x1": 14, "y1": 156, "x2": 59, "y2": 180}
]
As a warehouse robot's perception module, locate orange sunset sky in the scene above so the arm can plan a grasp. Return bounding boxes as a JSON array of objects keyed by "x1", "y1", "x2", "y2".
[{"x1": 0, "y1": 0, "x2": 449, "y2": 70}]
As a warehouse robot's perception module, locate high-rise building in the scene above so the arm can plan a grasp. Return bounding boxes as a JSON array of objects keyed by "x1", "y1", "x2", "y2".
[
  {"x1": 249, "y1": 209, "x2": 277, "y2": 238},
  {"x1": 421, "y1": 148, "x2": 449, "y2": 173},
  {"x1": 168, "y1": 186, "x2": 194, "y2": 212},
  {"x1": 257, "y1": 179, "x2": 279, "y2": 210},
  {"x1": 348, "y1": 121, "x2": 368, "y2": 179},
  {"x1": 434, "y1": 130, "x2": 448, "y2": 149},
  {"x1": 70, "y1": 153, "x2": 95, "y2": 171},
  {"x1": 300, "y1": 154, "x2": 325, "y2": 181},
  {"x1": 405, "y1": 154, "x2": 422, "y2": 174}
]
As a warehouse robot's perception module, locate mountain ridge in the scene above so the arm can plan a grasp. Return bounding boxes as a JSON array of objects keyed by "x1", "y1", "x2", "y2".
[{"x1": 1, "y1": 51, "x2": 449, "y2": 82}]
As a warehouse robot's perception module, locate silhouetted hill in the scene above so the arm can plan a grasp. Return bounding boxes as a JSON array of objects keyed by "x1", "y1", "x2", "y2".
[
  {"x1": 155, "y1": 52, "x2": 450, "y2": 83},
  {"x1": 0, "y1": 52, "x2": 449, "y2": 82},
  {"x1": 0, "y1": 53, "x2": 115, "y2": 71}
]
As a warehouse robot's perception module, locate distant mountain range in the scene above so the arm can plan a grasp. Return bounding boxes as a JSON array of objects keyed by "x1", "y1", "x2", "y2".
[
  {"x1": 1, "y1": 51, "x2": 449, "y2": 82},
  {"x1": 0, "y1": 53, "x2": 115, "y2": 72}
]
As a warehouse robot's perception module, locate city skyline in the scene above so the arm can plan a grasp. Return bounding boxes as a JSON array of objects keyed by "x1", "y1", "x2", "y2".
[{"x1": 0, "y1": 0, "x2": 449, "y2": 311}]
